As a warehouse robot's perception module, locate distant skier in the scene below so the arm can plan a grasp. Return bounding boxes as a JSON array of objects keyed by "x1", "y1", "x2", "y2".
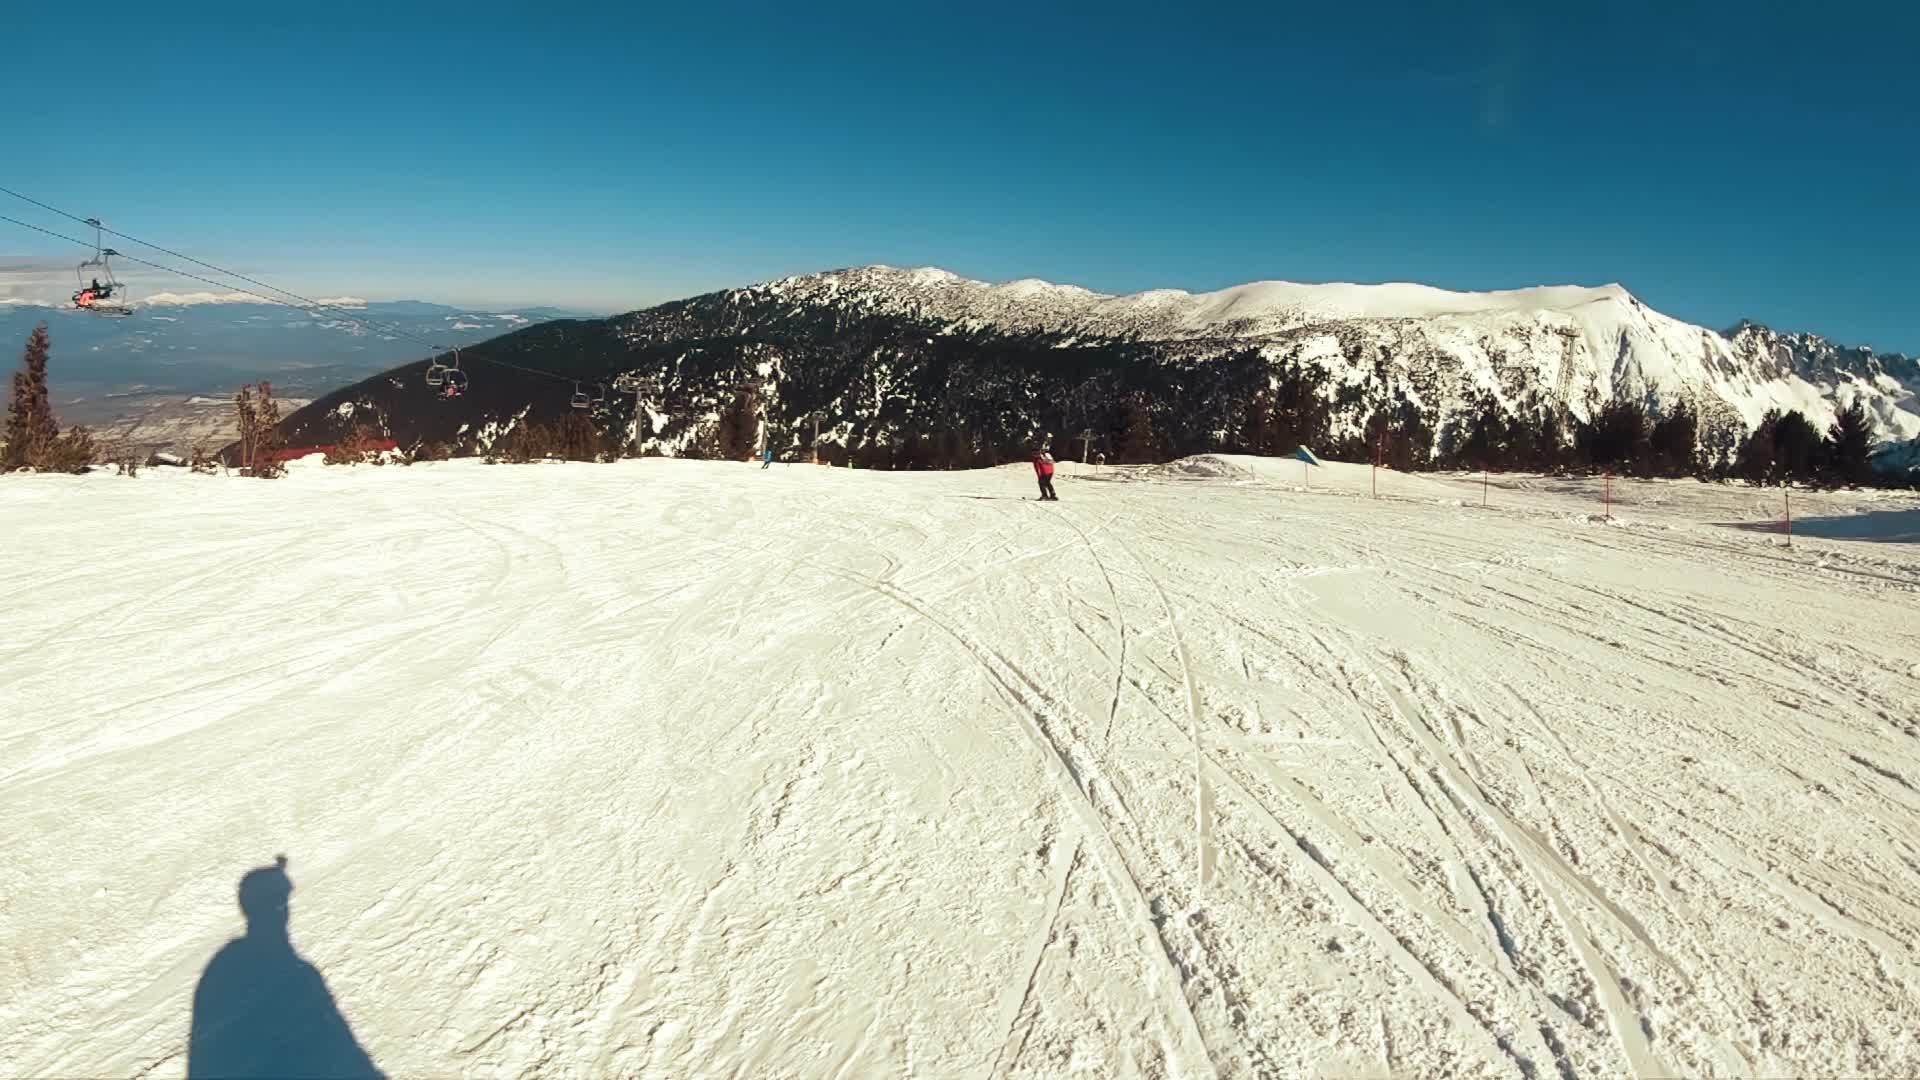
[
  {"x1": 761, "y1": 446, "x2": 774, "y2": 469},
  {"x1": 1032, "y1": 449, "x2": 1058, "y2": 501}
]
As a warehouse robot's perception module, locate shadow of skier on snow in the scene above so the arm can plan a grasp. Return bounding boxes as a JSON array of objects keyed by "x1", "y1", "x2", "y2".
[{"x1": 188, "y1": 855, "x2": 385, "y2": 1079}]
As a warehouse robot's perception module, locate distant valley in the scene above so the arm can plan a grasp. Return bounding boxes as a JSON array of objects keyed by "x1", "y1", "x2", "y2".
[{"x1": 0, "y1": 296, "x2": 592, "y2": 451}]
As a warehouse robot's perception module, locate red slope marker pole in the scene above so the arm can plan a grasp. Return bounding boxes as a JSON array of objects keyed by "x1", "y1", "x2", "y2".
[
  {"x1": 1604, "y1": 471, "x2": 1612, "y2": 520},
  {"x1": 1785, "y1": 486, "x2": 1793, "y2": 548},
  {"x1": 1482, "y1": 467, "x2": 1489, "y2": 508}
]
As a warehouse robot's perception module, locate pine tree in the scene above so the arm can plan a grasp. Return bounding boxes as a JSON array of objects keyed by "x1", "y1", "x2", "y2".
[
  {"x1": 234, "y1": 384, "x2": 258, "y2": 472},
  {"x1": 1735, "y1": 409, "x2": 1781, "y2": 484},
  {"x1": 1460, "y1": 394, "x2": 1508, "y2": 469},
  {"x1": 1118, "y1": 397, "x2": 1162, "y2": 464},
  {"x1": 1826, "y1": 399, "x2": 1874, "y2": 487},
  {"x1": 1583, "y1": 398, "x2": 1652, "y2": 474},
  {"x1": 1649, "y1": 401, "x2": 1700, "y2": 477},
  {"x1": 1534, "y1": 411, "x2": 1569, "y2": 472},
  {"x1": 1240, "y1": 389, "x2": 1275, "y2": 454},
  {"x1": 1266, "y1": 362, "x2": 1330, "y2": 454},
  {"x1": 1772, "y1": 410, "x2": 1824, "y2": 483},
  {"x1": 4, "y1": 325, "x2": 59, "y2": 471},
  {"x1": 683, "y1": 420, "x2": 721, "y2": 460},
  {"x1": 1384, "y1": 394, "x2": 1434, "y2": 471},
  {"x1": 234, "y1": 381, "x2": 287, "y2": 478},
  {"x1": 716, "y1": 386, "x2": 761, "y2": 461},
  {"x1": 556, "y1": 411, "x2": 602, "y2": 461},
  {"x1": 3, "y1": 370, "x2": 29, "y2": 470}
]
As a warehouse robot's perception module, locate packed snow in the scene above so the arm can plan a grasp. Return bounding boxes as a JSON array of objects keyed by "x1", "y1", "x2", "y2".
[{"x1": 3, "y1": 457, "x2": 1918, "y2": 1077}]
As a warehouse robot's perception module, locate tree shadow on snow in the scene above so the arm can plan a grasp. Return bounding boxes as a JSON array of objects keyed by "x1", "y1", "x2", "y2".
[
  {"x1": 188, "y1": 856, "x2": 385, "y2": 1079},
  {"x1": 1719, "y1": 507, "x2": 1920, "y2": 544}
]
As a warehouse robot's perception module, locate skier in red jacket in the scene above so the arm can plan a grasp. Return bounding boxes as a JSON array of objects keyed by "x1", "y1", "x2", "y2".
[{"x1": 1032, "y1": 449, "x2": 1058, "y2": 501}]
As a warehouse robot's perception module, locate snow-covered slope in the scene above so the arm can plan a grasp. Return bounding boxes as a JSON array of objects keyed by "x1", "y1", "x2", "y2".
[{"x1": 4, "y1": 459, "x2": 1918, "y2": 1077}]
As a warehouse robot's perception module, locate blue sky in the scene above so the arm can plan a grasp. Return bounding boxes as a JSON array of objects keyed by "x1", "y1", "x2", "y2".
[{"x1": 2, "y1": 1, "x2": 1915, "y2": 350}]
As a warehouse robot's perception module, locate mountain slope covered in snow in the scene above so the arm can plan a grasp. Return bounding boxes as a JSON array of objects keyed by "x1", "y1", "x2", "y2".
[{"x1": 273, "y1": 266, "x2": 1919, "y2": 467}]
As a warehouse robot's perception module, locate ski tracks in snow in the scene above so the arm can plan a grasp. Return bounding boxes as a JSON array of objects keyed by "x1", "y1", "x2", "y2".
[{"x1": 6, "y1": 460, "x2": 1920, "y2": 1078}]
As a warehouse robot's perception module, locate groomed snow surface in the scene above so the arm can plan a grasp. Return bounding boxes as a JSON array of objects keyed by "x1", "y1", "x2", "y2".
[{"x1": 4, "y1": 456, "x2": 1919, "y2": 1078}]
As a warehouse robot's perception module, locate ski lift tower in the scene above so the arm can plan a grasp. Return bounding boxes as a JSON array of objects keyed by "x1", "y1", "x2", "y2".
[
  {"x1": 1079, "y1": 429, "x2": 1095, "y2": 475},
  {"x1": 613, "y1": 374, "x2": 661, "y2": 456},
  {"x1": 809, "y1": 411, "x2": 826, "y2": 464}
]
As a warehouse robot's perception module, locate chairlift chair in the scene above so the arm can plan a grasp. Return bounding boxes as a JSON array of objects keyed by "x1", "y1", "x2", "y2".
[
  {"x1": 71, "y1": 218, "x2": 133, "y2": 317},
  {"x1": 570, "y1": 381, "x2": 591, "y2": 409},
  {"x1": 444, "y1": 355, "x2": 469, "y2": 394},
  {"x1": 425, "y1": 357, "x2": 448, "y2": 387}
]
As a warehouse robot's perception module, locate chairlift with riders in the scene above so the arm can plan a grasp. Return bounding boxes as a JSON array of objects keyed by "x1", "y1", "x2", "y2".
[
  {"x1": 443, "y1": 351, "x2": 468, "y2": 395},
  {"x1": 424, "y1": 349, "x2": 467, "y2": 398},
  {"x1": 71, "y1": 218, "x2": 133, "y2": 317}
]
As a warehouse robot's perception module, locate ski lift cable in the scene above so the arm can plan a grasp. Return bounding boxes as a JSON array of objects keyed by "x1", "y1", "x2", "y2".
[
  {"x1": 0, "y1": 198, "x2": 591, "y2": 391},
  {"x1": 0, "y1": 210, "x2": 433, "y2": 346},
  {"x1": 5, "y1": 188, "x2": 634, "y2": 397},
  {"x1": 1, "y1": 212, "x2": 315, "y2": 310},
  {"x1": 1, "y1": 186, "x2": 429, "y2": 342}
]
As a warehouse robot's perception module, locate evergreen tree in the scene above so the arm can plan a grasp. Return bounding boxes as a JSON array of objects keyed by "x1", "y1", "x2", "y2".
[
  {"x1": 1362, "y1": 410, "x2": 1393, "y2": 467},
  {"x1": 1534, "y1": 411, "x2": 1569, "y2": 473},
  {"x1": 1459, "y1": 394, "x2": 1509, "y2": 469},
  {"x1": 716, "y1": 386, "x2": 761, "y2": 461},
  {"x1": 3, "y1": 371, "x2": 29, "y2": 470},
  {"x1": 1383, "y1": 394, "x2": 1434, "y2": 470},
  {"x1": 556, "y1": 411, "x2": 602, "y2": 461},
  {"x1": 1773, "y1": 410, "x2": 1825, "y2": 483},
  {"x1": 1267, "y1": 362, "x2": 1330, "y2": 454},
  {"x1": 1735, "y1": 409, "x2": 1782, "y2": 484},
  {"x1": 4, "y1": 325, "x2": 58, "y2": 471},
  {"x1": 1583, "y1": 398, "x2": 1652, "y2": 474},
  {"x1": 234, "y1": 385, "x2": 258, "y2": 472},
  {"x1": 1239, "y1": 389, "x2": 1275, "y2": 454},
  {"x1": 234, "y1": 381, "x2": 287, "y2": 478},
  {"x1": 1118, "y1": 396, "x2": 1162, "y2": 464},
  {"x1": 1826, "y1": 399, "x2": 1874, "y2": 486},
  {"x1": 256, "y1": 383, "x2": 285, "y2": 470},
  {"x1": 682, "y1": 420, "x2": 721, "y2": 460},
  {"x1": 1649, "y1": 401, "x2": 1701, "y2": 477}
]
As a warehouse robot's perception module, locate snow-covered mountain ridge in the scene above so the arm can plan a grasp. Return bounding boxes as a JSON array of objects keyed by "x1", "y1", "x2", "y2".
[
  {"x1": 755, "y1": 265, "x2": 1637, "y2": 338},
  {"x1": 278, "y1": 265, "x2": 1918, "y2": 468},
  {"x1": 739, "y1": 266, "x2": 1918, "y2": 440}
]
